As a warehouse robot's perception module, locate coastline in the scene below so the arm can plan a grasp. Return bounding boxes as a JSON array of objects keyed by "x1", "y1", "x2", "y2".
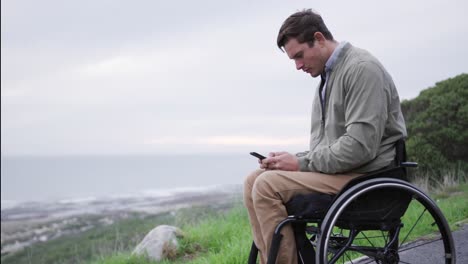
[{"x1": 1, "y1": 184, "x2": 243, "y2": 255}]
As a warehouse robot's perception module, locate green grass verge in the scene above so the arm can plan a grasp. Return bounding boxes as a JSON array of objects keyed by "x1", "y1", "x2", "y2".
[
  {"x1": 90, "y1": 206, "x2": 252, "y2": 264},
  {"x1": 3, "y1": 184, "x2": 467, "y2": 264},
  {"x1": 94, "y1": 184, "x2": 467, "y2": 264},
  {"x1": 433, "y1": 183, "x2": 468, "y2": 231}
]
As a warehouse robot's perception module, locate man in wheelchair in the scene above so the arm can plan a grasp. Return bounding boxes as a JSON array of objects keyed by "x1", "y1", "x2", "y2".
[{"x1": 244, "y1": 9, "x2": 454, "y2": 264}]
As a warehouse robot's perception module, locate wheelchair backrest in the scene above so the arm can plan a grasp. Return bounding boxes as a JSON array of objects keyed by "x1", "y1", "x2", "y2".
[
  {"x1": 331, "y1": 139, "x2": 413, "y2": 229},
  {"x1": 336, "y1": 138, "x2": 409, "y2": 198}
]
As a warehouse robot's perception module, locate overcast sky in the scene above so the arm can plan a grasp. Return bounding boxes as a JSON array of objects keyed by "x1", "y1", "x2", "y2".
[{"x1": 2, "y1": 0, "x2": 467, "y2": 156}]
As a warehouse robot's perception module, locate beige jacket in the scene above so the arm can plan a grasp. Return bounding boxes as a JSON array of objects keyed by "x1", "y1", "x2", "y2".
[{"x1": 297, "y1": 43, "x2": 407, "y2": 174}]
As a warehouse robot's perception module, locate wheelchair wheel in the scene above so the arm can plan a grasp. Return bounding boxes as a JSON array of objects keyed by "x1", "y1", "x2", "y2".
[{"x1": 316, "y1": 178, "x2": 455, "y2": 264}]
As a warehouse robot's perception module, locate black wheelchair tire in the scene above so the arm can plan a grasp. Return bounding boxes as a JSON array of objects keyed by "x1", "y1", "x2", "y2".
[{"x1": 316, "y1": 178, "x2": 456, "y2": 264}]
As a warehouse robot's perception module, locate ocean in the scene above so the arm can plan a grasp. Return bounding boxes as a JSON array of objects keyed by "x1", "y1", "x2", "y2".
[{"x1": 1, "y1": 154, "x2": 256, "y2": 206}]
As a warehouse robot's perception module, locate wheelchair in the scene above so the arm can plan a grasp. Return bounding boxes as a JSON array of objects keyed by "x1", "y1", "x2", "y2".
[{"x1": 248, "y1": 139, "x2": 456, "y2": 264}]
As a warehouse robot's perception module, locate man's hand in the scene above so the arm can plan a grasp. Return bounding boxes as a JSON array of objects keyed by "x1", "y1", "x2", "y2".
[{"x1": 260, "y1": 152, "x2": 300, "y2": 171}]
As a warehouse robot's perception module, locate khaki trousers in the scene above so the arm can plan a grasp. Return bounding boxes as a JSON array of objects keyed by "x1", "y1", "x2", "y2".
[{"x1": 243, "y1": 169, "x2": 361, "y2": 264}]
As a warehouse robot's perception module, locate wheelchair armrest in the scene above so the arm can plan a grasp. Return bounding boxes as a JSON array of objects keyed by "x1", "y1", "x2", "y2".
[{"x1": 401, "y1": 162, "x2": 418, "y2": 168}]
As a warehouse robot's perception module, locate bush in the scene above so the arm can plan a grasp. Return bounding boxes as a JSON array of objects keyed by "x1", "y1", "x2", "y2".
[{"x1": 401, "y1": 73, "x2": 468, "y2": 185}]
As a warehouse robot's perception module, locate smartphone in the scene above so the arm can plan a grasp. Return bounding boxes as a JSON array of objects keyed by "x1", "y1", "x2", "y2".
[{"x1": 250, "y1": 152, "x2": 266, "y2": 160}]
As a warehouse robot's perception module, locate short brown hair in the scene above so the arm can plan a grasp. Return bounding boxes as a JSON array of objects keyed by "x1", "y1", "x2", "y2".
[{"x1": 277, "y1": 9, "x2": 334, "y2": 50}]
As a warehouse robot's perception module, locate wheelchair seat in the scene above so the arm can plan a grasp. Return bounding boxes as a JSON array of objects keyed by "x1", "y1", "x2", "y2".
[
  {"x1": 286, "y1": 166, "x2": 412, "y2": 231},
  {"x1": 286, "y1": 138, "x2": 411, "y2": 220}
]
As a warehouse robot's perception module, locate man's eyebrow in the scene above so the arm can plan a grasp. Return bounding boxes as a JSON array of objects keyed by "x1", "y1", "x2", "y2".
[{"x1": 292, "y1": 51, "x2": 303, "y2": 59}]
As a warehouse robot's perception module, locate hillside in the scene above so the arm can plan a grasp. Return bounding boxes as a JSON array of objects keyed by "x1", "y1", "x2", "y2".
[{"x1": 401, "y1": 73, "x2": 468, "y2": 184}]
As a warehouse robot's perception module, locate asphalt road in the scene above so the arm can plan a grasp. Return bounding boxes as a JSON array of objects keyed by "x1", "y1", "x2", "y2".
[
  {"x1": 352, "y1": 224, "x2": 467, "y2": 264},
  {"x1": 398, "y1": 223, "x2": 467, "y2": 263},
  {"x1": 452, "y1": 224, "x2": 467, "y2": 264}
]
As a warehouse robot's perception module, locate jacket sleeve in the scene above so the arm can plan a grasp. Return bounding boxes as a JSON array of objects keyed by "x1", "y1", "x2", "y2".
[
  {"x1": 300, "y1": 61, "x2": 389, "y2": 173},
  {"x1": 295, "y1": 151, "x2": 310, "y2": 157}
]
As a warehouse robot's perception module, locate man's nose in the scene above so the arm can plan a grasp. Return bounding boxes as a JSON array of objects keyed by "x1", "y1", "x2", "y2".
[{"x1": 295, "y1": 60, "x2": 303, "y2": 70}]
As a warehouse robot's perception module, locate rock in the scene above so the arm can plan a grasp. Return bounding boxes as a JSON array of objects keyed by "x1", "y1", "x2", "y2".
[{"x1": 132, "y1": 225, "x2": 184, "y2": 261}]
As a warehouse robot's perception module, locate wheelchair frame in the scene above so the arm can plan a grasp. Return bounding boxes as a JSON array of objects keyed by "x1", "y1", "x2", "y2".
[{"x1": 248, "y1": 141, "x2": 456, "y2": 264}]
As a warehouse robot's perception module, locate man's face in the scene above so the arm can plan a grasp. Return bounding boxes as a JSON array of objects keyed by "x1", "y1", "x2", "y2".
[{"x1": 284, "y1": 38, "x2": 326, "y2": 78}]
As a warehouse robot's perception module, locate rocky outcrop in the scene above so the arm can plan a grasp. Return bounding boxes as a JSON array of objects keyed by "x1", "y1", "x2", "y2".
[{"x1": 132, "y1": 225, "x2": 184, "y2": 261}]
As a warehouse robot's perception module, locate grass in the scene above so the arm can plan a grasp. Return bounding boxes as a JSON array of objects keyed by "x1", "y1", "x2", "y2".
[
  {"x1": 85, "y1": 206, "x2": 253, "y2": 264},
  {"x1": 2, "y1": 183, "x2": 467, "y2": 264},
  {"x1": 433, "y1": 183, "x2": 468, "y2": 231},
  {"x1": 95, "y1": 183, "x2": 467, "y2": 264},
  {"x1": 158, "y1": 206, "x2": 252, "y2": 264},
  {"x1": 409, "y1": 166, "x2": 467, "y2": 194}
]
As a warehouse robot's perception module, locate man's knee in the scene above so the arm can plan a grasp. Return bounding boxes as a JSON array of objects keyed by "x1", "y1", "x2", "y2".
[
  {"x1": 243, "y1": 169, "x2": 264, "y2": 204},
  {"x1": 251, "y1": 170, "x2": 280, "y2": 200},
  {"x1": 244, "y1": 169, "x2": 264, "y2": 191}
]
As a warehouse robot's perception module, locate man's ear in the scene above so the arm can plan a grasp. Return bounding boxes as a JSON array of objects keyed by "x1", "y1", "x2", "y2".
[{"x1": 313, "y1": 32, "x2": 326, "y2": 43}]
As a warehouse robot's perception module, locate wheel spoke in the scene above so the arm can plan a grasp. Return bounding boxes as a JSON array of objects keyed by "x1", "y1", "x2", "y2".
[
  {"x1": 400, "y1": 207, "x2": 427, "y2": 246},
  {"x1": 399, "y1": 237, "x2": 443, "y2": 253},
  {"x1": 344, "y1": 251, "x2": 354, "y2": 263},
  {"x1": 359, "y1": 232, "x2": 376, "y2": 248},
  {"x1": 353, "y1": 235, "x2": 387, "y2": 240},
  {"x1": 381, "y1": 230, "x2": 388, "y2": 245}
]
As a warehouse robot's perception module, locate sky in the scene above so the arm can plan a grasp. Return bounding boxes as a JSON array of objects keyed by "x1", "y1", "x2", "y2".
[{"x1": 2, "y1": 0, "x2": 468, "y2": 156}]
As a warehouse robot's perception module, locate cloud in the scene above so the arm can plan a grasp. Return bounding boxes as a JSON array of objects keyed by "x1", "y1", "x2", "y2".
[
  {"x1": 140, "y1": 135, "x2": 309, "y2": 155},
  {"x1": 2, "y1": 0, "x2": 468, "y2": 155},
  {"x1": 145, "y1": 135, "x2": 308, "y2": 146},
  {"x1": 79, "y1": 56, "x2": 146, "y2": 76}
]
